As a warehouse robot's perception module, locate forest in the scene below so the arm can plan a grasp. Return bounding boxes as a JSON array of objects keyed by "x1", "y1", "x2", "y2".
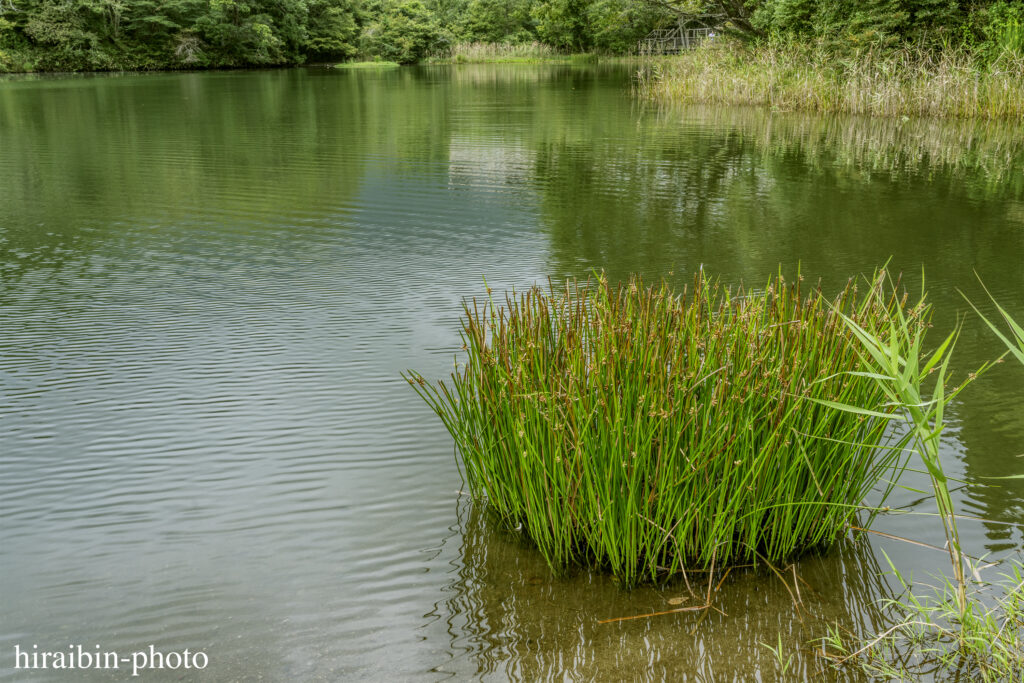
[{"x1": 0, "y1": 0, "x2": 1022, "y2": 71}]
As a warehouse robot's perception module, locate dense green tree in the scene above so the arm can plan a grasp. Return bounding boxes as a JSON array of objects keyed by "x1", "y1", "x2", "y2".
[
  {"x1": 532, "y1": 0, "x2": 592, "y2": 49},
  {"x1": 193, "y1": 0, "x2": 308, "y2": 65},
  {"x1": 751, "y1": 0, "x2": 818, "y2": 35},
  {"x1": 458, "y1": 0, "x2": 534, "y2": 42},
  {"x1": 361, "y1": 0, "x2": 447, "y2": 62},
  {"x1": 21, "y1": 1, "x2": 109, "y2": 69},
  {"x1": 974, "y1": 0, "x2": 1024, "y2": 55},
  {"x1": 306, "y1": 0, "x2": 362, "y2": 58},
  {"x1": 848, "y1": 0, "x2": 960, "y2": 44},
  {"x1": 669, "y1": 0, "x2": 967, "y2": 42},
  {"x1": 588, "y1": 0, "x2": 671, "y2": 51},
  {"x1": 427, "y1": 0, "x2": 470, "y2": 33},
  {"x1": 1, "y1": 0, "x2": 1022, "y2": 70}
]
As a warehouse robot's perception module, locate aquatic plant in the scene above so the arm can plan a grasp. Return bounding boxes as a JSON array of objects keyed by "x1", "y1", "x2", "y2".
[
  {"x1": 818, "y1": 277, "x2": 975, "y2": 613},
  {"x1": 635, "y1": 39, "x2": 1024, "y2": 120},
  {"x1": 407, "y1": 269, "x2": 926, "y2": 585},
  {"x1": 818, "y1": 276, "x2": 1023, "y2": 681},
  {"x1": 966, "y1": 278, "x2": 1024, "y2": 367},
  {"x1": 822, "y1": 557, "x2": 1024, "y2": 682}
]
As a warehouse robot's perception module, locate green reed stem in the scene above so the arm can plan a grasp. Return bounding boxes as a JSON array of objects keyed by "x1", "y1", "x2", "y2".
[
  {"x1": 821, "y1": 271, "x2": 996, "y2": 616},
  {"x1": 407, "y1": 269, "x2": 926, "y2": 585}
]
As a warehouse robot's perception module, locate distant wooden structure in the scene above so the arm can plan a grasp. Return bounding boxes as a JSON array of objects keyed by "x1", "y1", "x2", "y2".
[{"x1": 638, "y1": 14, "x2": 722, "y2": 55}]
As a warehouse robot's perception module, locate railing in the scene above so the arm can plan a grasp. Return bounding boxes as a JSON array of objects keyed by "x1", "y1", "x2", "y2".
[{"x1": 638, "y1": 27, "x2": 714, "y2": 55}]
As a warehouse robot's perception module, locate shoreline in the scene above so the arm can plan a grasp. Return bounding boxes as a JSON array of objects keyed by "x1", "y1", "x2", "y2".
[
  {"x1": 0, "y1": 62, "x2": 338, "y2": 78},
  {"x1": 6, "y1": 45, "x2": 1023, "y2": 122}
]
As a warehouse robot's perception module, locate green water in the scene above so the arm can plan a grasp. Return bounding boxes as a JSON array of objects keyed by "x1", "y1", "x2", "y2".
[{"x1": 1, "y1": 64, "x2": 1023, "y2": 680}]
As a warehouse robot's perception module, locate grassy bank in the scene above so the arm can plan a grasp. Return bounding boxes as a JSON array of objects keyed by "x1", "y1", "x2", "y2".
[
  {"x1": 334, "y1": 61, "x2": 401, "y2": 69},
  {"x1": 408, "y1": 270, "x2": 925, "y2": 586},
  {"x1": 636, "y1": 40, "x2": 1024, "y2": 120}
]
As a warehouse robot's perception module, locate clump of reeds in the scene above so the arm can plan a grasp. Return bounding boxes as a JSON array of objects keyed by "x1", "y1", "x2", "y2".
[
  {"x1": 407, "y1": 270, "x2": 926, "y2": 585},
  {"x1": 636, "y1": 39, "x2": 1024, "y2": 120}
]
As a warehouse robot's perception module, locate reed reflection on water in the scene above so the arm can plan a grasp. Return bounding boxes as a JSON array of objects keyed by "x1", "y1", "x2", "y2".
[{"x1": 431, "y1": 499, "x2": 901, "y2": 681}]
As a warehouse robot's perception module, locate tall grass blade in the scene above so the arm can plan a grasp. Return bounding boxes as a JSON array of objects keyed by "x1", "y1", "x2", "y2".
[{"x1": 408, "y1": 269, "x2": 929, "y2": 585}]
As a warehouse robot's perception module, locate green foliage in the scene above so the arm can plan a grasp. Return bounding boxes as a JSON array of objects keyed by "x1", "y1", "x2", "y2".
[
  {"x1": 361, "y1": 0, "x2": 447, "y2": 63},
  {"x1": 747, "y1": 0, "x2": 961, "y2": 46},
  {"x1": 453, "y1": 0, "x2": 670, "y2": 54},
  {"x1": 977, "y1": 0, "x2": 1024, "y2": 58},
  {"x1": 334, "y1": 58, "x2": 400, "y2": 65},
  {"x1": 3, "y1": 0, "x2": 1023, "y2": 70},
  {"x1": 751, "y1": 0, "x2": 819, "y2": 36},
  {"x1": 20, "y1": 1, "x2": 114, "y2": 70},
  {"x1": 430, "y1": 39, "x2": 557, "y2": 60},
  {"x1": 847, "y1": 0, "x2": 958, "y2": 46},
  {"x1": 817, "y1": 275, "x2": 1024, "y2": 682},
  {"x1": 193, "y1": 0, "x2": 307, "y2": 66},
  {"x1": 587, "y1": 0, "x2": 671, "y2": 52},
  {"x1": 307, "y1": 0, "x2": 362, "y2": 58},
  {"x1": 531, "y1": 0, "x2": 592, "y2": 50},
  {"x1": 457, "y1": 0, "x2": 534, "y2": 42},
  {"x1": 408, "y1": 270, "x2": 924, "y2": 585},
  {"x1": 1, "y1": 0, "x2": 314, "y2": 70}
]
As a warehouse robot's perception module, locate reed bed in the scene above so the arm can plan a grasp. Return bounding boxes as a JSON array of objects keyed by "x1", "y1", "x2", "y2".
[
  {"x1": 636, "y1": 40, "x2": 1024, "y2": 120},
  {"x1": 408, "y1": 270, "x2": 927, "y2": 585},
  {"x1": 429, "y1": 41, "x2": 560, "y2": 63}
]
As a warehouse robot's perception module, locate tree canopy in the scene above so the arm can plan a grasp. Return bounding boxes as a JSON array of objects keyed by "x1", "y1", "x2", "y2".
[{"x1": 0, "y1": 0, "x2": 1020, "y2": 70}]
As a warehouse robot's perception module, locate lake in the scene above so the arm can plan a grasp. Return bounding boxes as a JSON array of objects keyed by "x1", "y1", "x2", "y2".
[{"x1": 1, "y1": 63, "x2": 1023, "y2": 680}]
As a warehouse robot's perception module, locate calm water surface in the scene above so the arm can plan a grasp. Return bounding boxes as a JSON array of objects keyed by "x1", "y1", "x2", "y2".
[{"x1": 2, "y1": 64, "x2": 1023, "y2": 681}]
